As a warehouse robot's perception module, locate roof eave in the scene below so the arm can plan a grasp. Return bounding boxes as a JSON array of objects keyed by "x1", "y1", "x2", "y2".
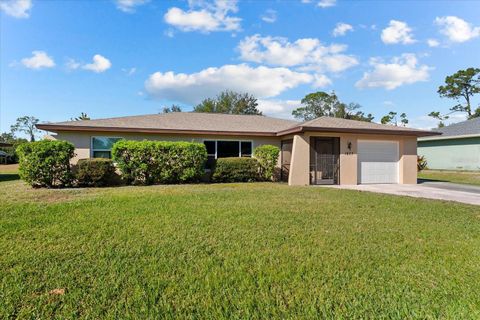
[
  {"x1": 418, "y1": 133, "x2": 480, "y2": 141},
  {"x1": 36, "y1": 124, "x2": 279, "y2": 137},
  {"x1": 276, "y1": 126, "x2": 440, "y2": 137}
]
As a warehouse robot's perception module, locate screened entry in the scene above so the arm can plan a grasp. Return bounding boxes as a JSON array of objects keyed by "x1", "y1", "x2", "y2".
[{"x1": 310, "y1": 137, "x2": 340, "y2": 185}]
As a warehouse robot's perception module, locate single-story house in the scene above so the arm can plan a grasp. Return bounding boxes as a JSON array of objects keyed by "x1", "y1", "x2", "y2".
[
  {"x1": 418, "y1": 117, "x2": 480, "y2": 171},
  {"x1": 37, "y1": 113, "x2": 438, "y2": 186}
]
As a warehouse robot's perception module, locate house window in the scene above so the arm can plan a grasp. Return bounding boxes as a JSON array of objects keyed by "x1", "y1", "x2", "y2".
[
  {"x1": 91, "y1": 136, "x2": 123, "y2": 159},
  {"x1": 203, "y1": 140, "x2": 253, "y2": 166}
]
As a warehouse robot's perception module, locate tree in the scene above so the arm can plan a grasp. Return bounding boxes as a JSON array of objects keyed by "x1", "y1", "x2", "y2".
[
  {"x1": 381, "y1": 111, "x2": 397, "y2": 125},
  {"x1": 0, "y1": 132, "x2": 15, "y2": 143},
  {"x1": 71, "y1": 112, "x2": 90, "y2": 121},
  {"x1": 381, "y1": 111, "x2": 408, "y2": 126},
  {"x1": 399, "y1": 113, "x2": 408, "y2": 126},
  {"x1": 435, "y1": 68, "x2": 480, "y2": 119},
  {"x1": 194, "y1": 91, "x2": 262, "y2": 115},
  {"x1": 161, "y1": 105, "x2": 182, "y2": 113},
  {"x1": 337, "y1": 103, "x2": 375, "y2": 122},
  {"x1": 291, "y1": 91, "x2": 374, "y2": 122},
  {"x1": 10, "y1": 116, "x2": 40, "y2": 142},
  {"x1": 428, "y1": 111, "x2": 449, "y2": 128}
]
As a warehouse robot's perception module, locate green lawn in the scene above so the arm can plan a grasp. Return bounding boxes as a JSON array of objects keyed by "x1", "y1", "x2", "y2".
[
  {"x1": 419, "y1": 169, "x2": 480, "y2": 186},
  {"x1": 1, "y1": 179, "x2": 479, "y2": 319}
]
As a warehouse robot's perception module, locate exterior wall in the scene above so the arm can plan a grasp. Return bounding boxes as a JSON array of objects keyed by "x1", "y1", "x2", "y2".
[
  {"x1": 51, "y1": 131, "x2": 281, "y2": 163},
  {"x1": 418, "y1": 137, "x2": 480, "y2": 171},
  {"x1": 52, "y1": 129, "x2": 420, "y2": 185},
  {"x1": 288, "y1": 132, "x2": 418, "y2": 186}
]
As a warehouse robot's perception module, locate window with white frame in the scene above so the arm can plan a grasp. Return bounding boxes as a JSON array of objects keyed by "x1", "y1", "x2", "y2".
[
  {"x1": 203, "y1": 140, "x2": 252, "y2": 168},
  {"x1": 91, "y1": 136, "x2": 123, "y2": 159}
]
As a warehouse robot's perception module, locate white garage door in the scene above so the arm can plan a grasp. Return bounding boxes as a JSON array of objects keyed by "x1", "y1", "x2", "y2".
[{"x1": 358, "y1": 140, "x2": 399, "y2": 184}]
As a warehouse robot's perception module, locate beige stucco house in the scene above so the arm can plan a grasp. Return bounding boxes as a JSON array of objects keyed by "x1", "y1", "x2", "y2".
[{"x1": 37, "y1": 113, "x2": 438, "y2": 186}]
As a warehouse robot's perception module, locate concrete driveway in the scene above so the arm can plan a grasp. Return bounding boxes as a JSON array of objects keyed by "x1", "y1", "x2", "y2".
[{"x1": 326, "y1": 180, "x2": 480, "y2": 206}]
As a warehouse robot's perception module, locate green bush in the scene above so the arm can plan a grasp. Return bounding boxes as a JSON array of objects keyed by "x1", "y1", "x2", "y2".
[
  {"x1": 17, "y1": 140, "x2": 75, "y2": 188},
  {"x1": 212, "y1": 157, "x2": 260, "y2": 183},
  {"x1": 74, "y1": 158, "x2": 118, "y2": 187},
  {"x1": 112, "y1": 140, "x2": 207, "y2": 185},
  {"x1": 254, "y1": 145, "x2": 280, "y2": 181}
]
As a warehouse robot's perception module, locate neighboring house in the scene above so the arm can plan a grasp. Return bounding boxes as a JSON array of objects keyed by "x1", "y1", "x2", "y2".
[
  {"x1": 0, "y1": 142, "x2": 13, "y2": 164},
  {"x1": 37, "y1": 113, "x2": 437, "y2": 186},
  {"x1": 418, "y1": 117, "x2": 480, "y2": 171}
]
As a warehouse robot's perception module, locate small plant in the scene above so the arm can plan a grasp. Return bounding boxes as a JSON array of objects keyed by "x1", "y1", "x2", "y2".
[
  {"x1": 17, "y1": 140, "x2": 75, "y2": 188},
  {"x1": 212, "y1": 158, "x2": 260, "y2": 183},
  {"x1": 74, "y1": 158, "x2": 118, "y2": 187},
  {"x1": 254, "y1": 145, "x2": 280, "y2": 181},
  {"x1": 417, "y1": 155, "x2": 428, "y2": 172}
]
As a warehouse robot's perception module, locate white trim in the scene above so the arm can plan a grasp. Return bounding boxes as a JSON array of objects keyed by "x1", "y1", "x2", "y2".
[
  {"x1": 202, "y1": 139, "x2": 253, "y2": 159},
  {"x1": 90, "y1": 136, "x2": 123, "y2": 158},
  {"x1": 418, "y1": 133, "x2": 480, "y2": 141}
]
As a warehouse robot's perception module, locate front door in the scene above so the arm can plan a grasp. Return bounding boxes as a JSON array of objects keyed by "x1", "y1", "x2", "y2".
[{"x1": 310, "y1": 137, "x2": 340, "y2": 185}]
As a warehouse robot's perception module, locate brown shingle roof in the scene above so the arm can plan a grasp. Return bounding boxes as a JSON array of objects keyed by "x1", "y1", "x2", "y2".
[
  {"x1": 37, "y1": 113, "x2": 439, "y2": 137},
  {"x1": 37, "y1": 112, "x2": 299, "y2": 136},
  {"x1": 277, "y1": 116, "x2": 440, "y2": 137}
]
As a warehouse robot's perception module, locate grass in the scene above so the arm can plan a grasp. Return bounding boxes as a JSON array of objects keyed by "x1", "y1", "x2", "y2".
[
  {"x1": 1, "y1": 179, "x2": 479, "y2": 319},
  {"x1": 419, "y1": 169, "x2": 480, "y2": 186}
]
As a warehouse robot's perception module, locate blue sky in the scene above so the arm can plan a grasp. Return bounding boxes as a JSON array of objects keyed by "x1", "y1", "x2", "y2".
[{"x1": 1, "y1": 0, "x2": 479, "y2": 135}]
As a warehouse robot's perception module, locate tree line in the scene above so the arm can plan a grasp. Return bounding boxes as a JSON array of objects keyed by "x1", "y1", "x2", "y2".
[{"x1": 2, "y1": 67, "x2": 478, "y2": 145}]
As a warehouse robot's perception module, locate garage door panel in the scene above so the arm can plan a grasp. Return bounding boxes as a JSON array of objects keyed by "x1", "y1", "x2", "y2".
[{"x1": 358, "y1": 141, "x2": 399, "y2": 184}]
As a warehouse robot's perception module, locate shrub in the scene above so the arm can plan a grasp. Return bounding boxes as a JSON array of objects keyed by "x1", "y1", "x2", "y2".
[
  {"x1": 254, "y1": 145, "x2": 280, "y2": 181},
  {"x1": 17, "y1": 140, "x2": 75, "y2": 188},
  {"x1": 417, "y1": 155, "x2": 428, "y2": 172},
  {"x1": 112, "y1": 140, "x2": 207, "y2": 185},
  {"x1": 74, "y1": 158, "x2": 118, "y2": 187},
  {"x1": 212, "y1": 157, "x2": 260, "y2": 183}
]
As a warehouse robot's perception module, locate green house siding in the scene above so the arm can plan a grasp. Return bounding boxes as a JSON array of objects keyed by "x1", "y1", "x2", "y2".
[{"x1": 418, "y1": 137, "x2": 480, "y2": 171}]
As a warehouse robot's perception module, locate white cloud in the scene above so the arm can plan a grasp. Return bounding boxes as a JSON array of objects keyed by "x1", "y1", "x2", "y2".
[
  {"x1": 164, "y1": 0, "x2": 241, "y2": 33},
  {"x1": 164, "y1": 29, "x2": 175, "y2": 38},
  {"x1": 435, "y1": 16, "x2": 480, "y2": 43},
  {"x1": 122, "y1": 67, "x2": 137, "y2": 76},
  {"x1": 257, "y1": 99, "x2": 301, "y2": 119},
  {"x1": 426, "y1": 38, "x2": 440, "y2": 47},
  {"x1": 381, "y1": 20, "x2": 416, "y2": 44},
  {"x1": 82, "y1": 54, "x2": 112, "y2": 73},
  {"x1": 317, "y1": 0, "x2": 336, "y2": 8},
  {"x1": 238, "y1": 34, "x2": 358, "y2": 73},
  {"x1": 65, "y1": 58, "x2": 81, "y2": 70},
  {"x1": 261, "y1": 9, "x2": 276, "y2": 23},
  {"x1": 332, "y1": 23, "x2": 353, "y2": 37},
  {"x1": 410, "y1": 113, "x2": 467, "y2": 130},
  {"x1": 115, "y1": 0, "x2": 148, "y2": 13},
  {"x1": 0, "y1": 0, "x2": 31, "y2": 18},
  {"x1": 355, "y1": 54, "x2": 431, "y2": 90},
  {"x1": 144, "y1": 64, "x2": 313, "y2": 105},
  {"x1": 21, "y1": 51, "x2": 55, "y2": 69},
  {"x1": 312, "y1": 74, "x2": 332, "y2": 87}
]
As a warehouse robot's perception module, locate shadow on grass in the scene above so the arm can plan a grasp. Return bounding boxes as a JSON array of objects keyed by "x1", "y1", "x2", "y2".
[
  {"x1": 0, "y1": 173, "x2": 20, "y2": 182},
  {"x1": 418, "y1": 178, "x2": 452, "y2": 184}
]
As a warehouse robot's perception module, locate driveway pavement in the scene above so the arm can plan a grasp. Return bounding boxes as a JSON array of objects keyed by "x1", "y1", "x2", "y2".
[{"x1": 325, "y1": 180, "x2": 480, "y2": 206}]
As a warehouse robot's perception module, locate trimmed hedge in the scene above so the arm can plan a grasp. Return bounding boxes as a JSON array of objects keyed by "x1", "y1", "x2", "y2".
[
  {"x1": 212, "y1": 157, "x2": 260, "y2": 183},
  {"x1": 74, "y1": 158, "x2": 118, "y2": 187},
  {"x1": 112, "y1": 140, "x2": 207, "y2": 185},
  {"x1": 17, "y1": 140, "x2": 75, "y2": 188},
  {"x1": 254, "y1": 145, "x2": 280, "y2": 181}
]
